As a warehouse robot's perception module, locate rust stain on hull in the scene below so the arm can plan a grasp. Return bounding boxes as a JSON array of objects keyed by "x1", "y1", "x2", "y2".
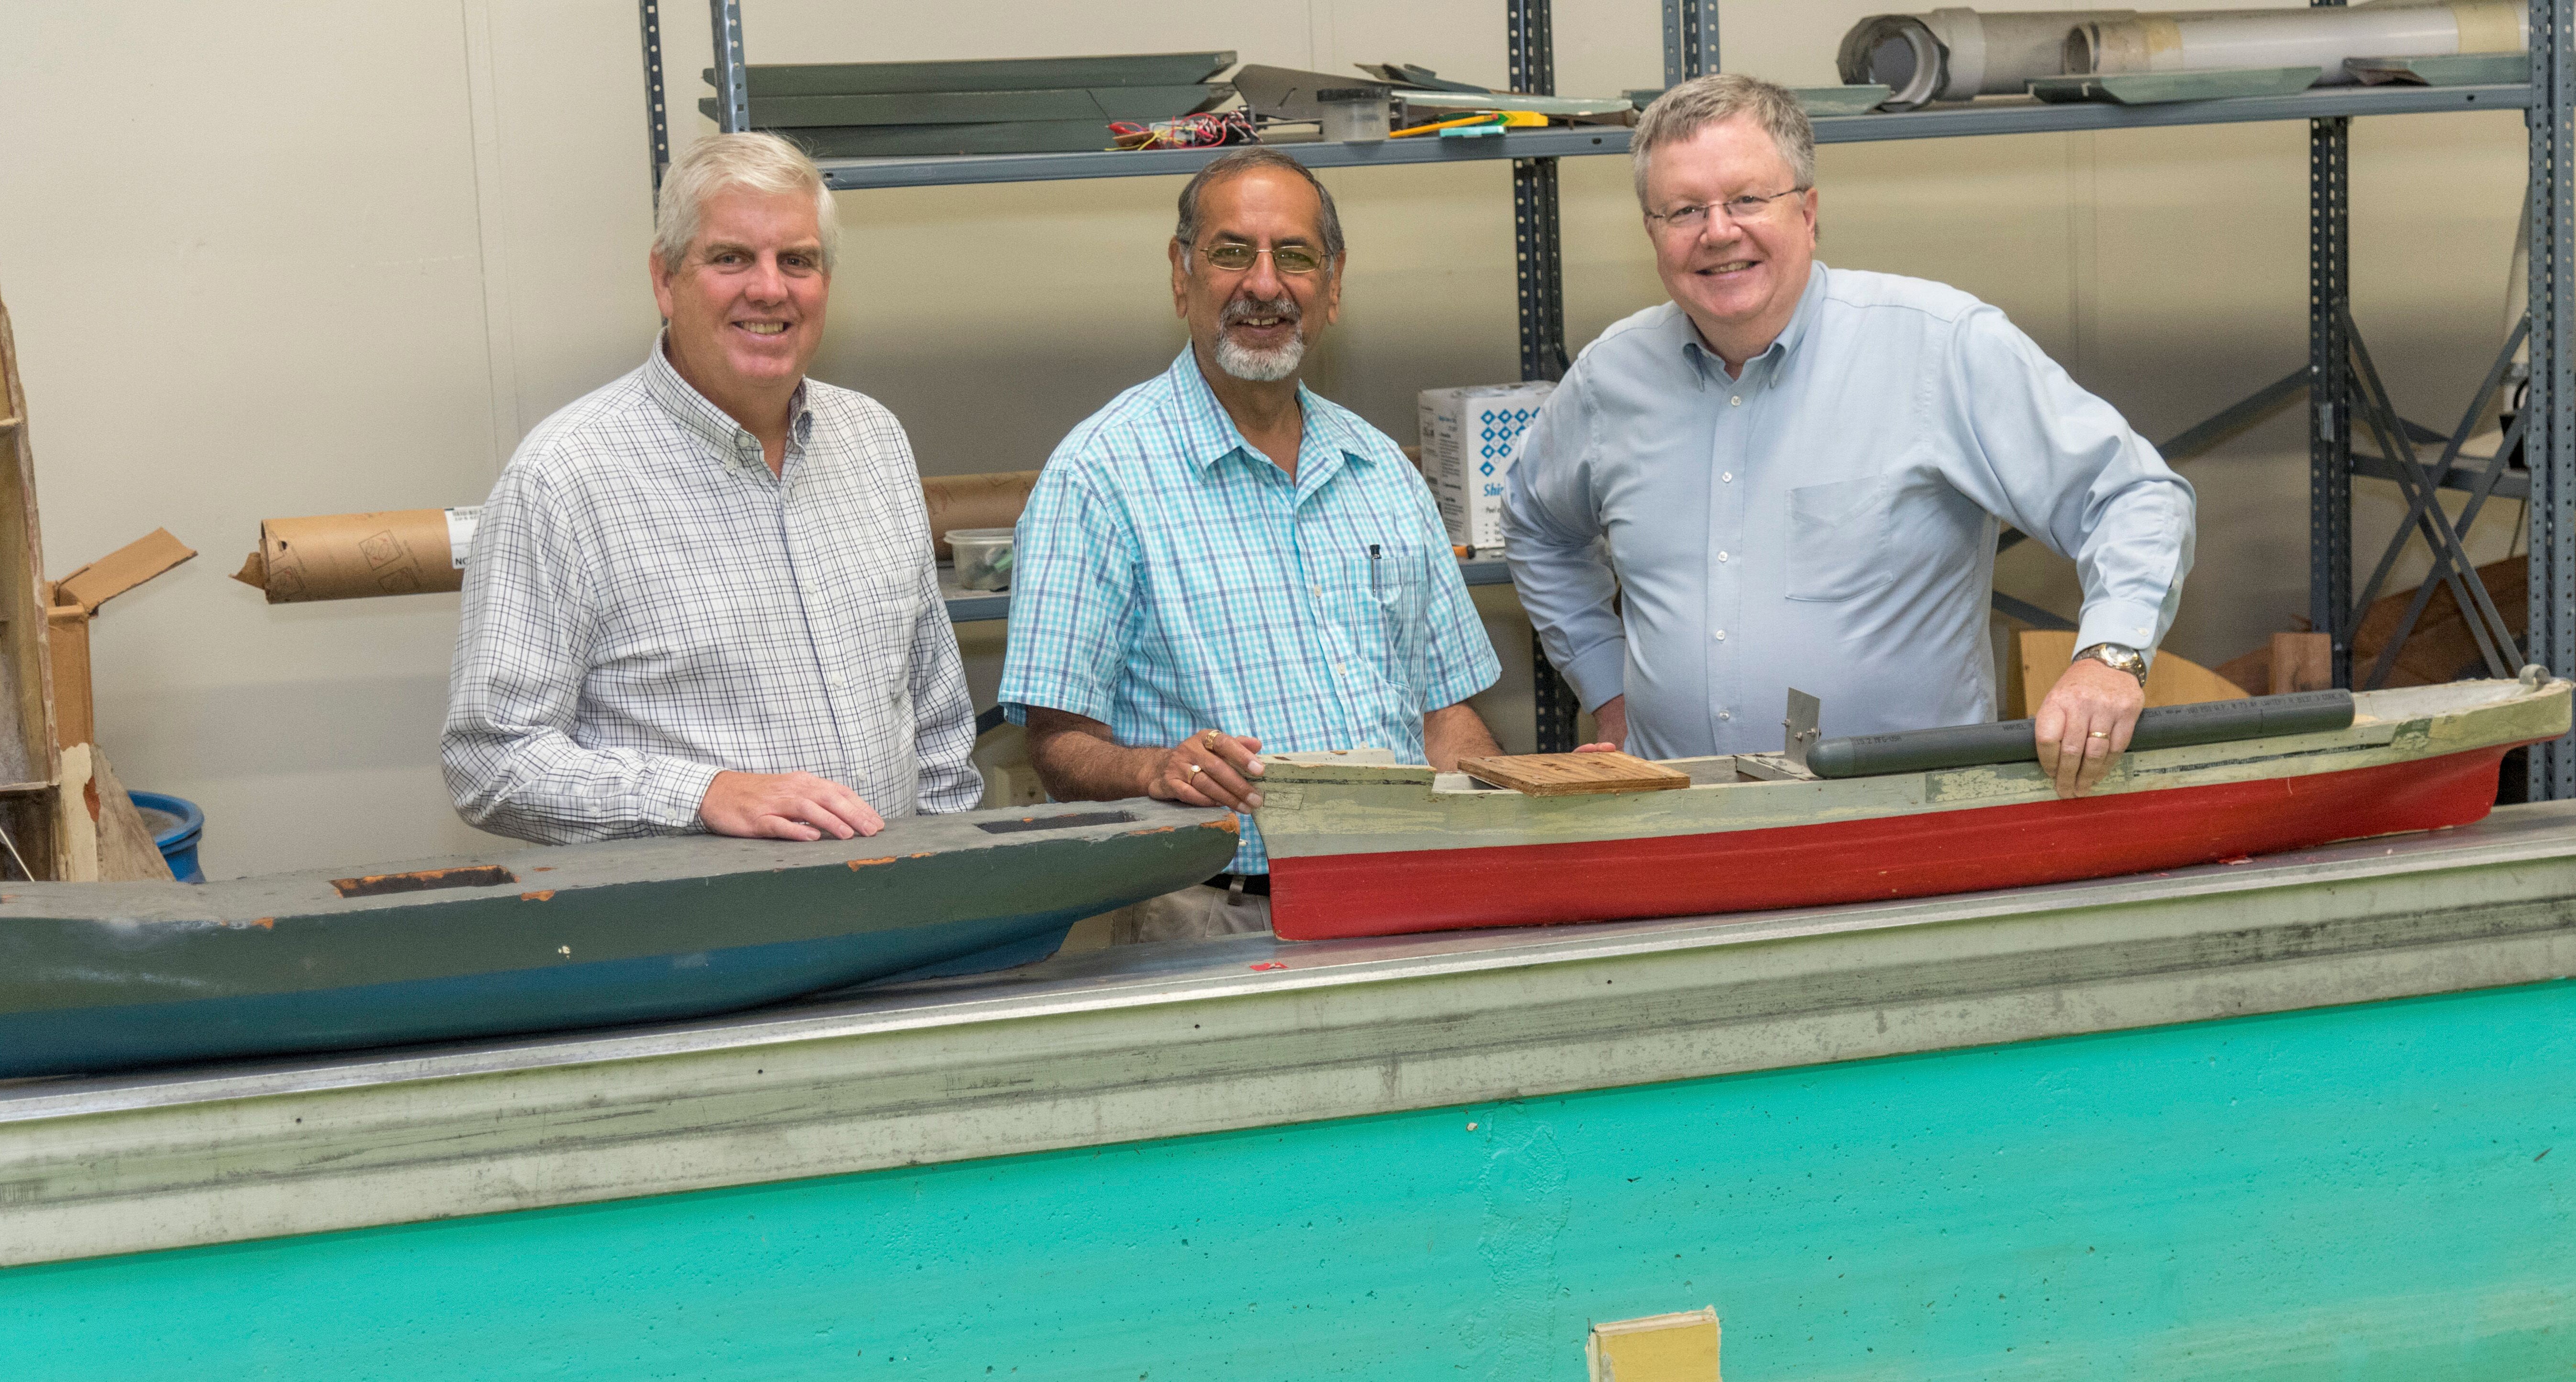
[
  {"x1": 846, "y1": 857, "x2": 898, "y2": 870},
  {"x1": 520, "y1": 890, "x2": 556, "y2": 902}
]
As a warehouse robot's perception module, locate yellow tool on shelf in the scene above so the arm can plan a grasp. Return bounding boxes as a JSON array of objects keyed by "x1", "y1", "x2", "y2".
[{"x1": 1389, "y1": 110, "x2": 1549, "y2": 138}]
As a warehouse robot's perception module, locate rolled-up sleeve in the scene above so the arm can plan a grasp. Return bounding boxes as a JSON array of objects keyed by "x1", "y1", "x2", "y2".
[
  {"x1": 442, "y1": 468, "x2": 721, "y2": 844},
  {"x1": 1943, "y1": 307, "x2": 2197, "y2": 660},
  {"x1": 998, "y1": 465, "x2": 1142, "y2": 726},
  {"x1": 1502, "y1": 373, "x2": 1628, "y2": 710}
]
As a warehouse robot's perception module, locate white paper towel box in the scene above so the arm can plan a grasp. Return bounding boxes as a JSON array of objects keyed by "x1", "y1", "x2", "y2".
[{"x1": 1418, "y1": 381, "x2": 1554, "y2": 551}]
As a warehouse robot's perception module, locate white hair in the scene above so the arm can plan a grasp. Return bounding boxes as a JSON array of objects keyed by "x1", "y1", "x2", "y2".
[{"x1": 654, "y1": 132, "x2": 840, "y2": 274}]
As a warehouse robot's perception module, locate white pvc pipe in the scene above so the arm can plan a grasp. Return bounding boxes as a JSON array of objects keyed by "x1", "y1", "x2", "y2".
[{"x1": 2070, "y1": 2, "x2": 2527, "y2": 85}]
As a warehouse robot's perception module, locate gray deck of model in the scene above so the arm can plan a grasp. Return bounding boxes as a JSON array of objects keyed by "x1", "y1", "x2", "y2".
[{"x1": 0, "y1": 800, "x2": 1233, "y2": 923}]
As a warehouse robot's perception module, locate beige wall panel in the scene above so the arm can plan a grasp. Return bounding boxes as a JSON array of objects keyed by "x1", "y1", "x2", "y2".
[{"x1": 0, "y1": 0, "x2": 2535, "y2": 876}]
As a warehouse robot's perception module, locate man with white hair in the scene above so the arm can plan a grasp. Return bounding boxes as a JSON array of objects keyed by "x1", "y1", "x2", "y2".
[
  {"x1": 445, "y1": 132, "x2": 979, "y2": 844},
  {"x1": 1505, "y1": 73, "x2": 2195, "y2": 800},
  {"x1": 1000, "y1": 148, "x2": 1503, "y2": 941}
]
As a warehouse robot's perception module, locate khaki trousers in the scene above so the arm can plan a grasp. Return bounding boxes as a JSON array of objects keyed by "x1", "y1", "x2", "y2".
[{"x1": 1095, "y1": 884, "x2": 1273, "y2": 945}]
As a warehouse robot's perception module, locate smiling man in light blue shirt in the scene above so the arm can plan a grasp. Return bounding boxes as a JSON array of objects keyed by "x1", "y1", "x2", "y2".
[
  {"x1": 1505, "y1": 74, "x2": 2194, "y2": 798},
  {"x1": 1003, "y1": 148, "x2": 1502, "y2": 942}
]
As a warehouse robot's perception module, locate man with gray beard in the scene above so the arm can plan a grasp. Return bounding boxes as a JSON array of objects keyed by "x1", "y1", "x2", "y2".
[{"x1": 999, "y1": 148, "x2": 1503, "y2": 943}]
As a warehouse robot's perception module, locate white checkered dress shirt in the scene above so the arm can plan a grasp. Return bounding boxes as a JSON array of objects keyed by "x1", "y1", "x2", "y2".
[{"x1": 444, "y1": 340, "x2": 981, "y2": 844}]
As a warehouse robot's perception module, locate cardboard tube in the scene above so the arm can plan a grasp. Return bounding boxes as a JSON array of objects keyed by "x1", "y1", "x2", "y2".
[
  {"x1": 235, "y1": 509, "x2": 467, "y2": 603},
  {"x1": 922, "y1": 471, "x2": 1040, "y2": 559},
  {"x1": 232, "y1": 474, "x2": 1041, "y2": 603}
]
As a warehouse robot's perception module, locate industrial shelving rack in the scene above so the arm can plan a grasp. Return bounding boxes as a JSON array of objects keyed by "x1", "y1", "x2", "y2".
[{"x1": 640, "y1": 0, "x2": 2576, "y2": 797}]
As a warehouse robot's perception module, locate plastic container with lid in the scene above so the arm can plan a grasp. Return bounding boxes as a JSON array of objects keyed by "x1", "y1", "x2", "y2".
[{"x1": 947, "y1": 527, "x2": 1015, "y2": 592}]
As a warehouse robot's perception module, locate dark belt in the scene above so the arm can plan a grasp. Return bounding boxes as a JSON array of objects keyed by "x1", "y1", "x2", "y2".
[{"x1": 1201, "y1": 871, "x2": 1271, "y2": 898}]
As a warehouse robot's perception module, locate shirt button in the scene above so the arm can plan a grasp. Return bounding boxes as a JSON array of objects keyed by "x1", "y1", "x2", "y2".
[
  {"x1": 1717, "y1": 551, "x2": 1730, "y2": 563},
  {"x1": 1714, "y1": 630, "x2": 1726, "y2": 641},
  {"x1": 1721, "y1": 471, "x2": 1733, "y2": 483},
  {"x1": 1311, "y1": 584, "x2": 1323, "y2": 598},
  {"x1": 827, "y1": 674, "x2": 845, "y2": 689},
  {"x1": 1729, "y1": 396, "x2": 1742, "y2": 407},
  {"x1": 1718, "y1": 711, "x2": 1732, "y2": 721}
]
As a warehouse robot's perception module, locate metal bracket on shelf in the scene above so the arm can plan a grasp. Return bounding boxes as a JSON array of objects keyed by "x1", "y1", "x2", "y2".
[
  {"x1": 2347, "y1": 314, "x2": 2531, "y2": 689},
  {"x1": 1661, "y1": 0, "x2": 1721, "y2": 88},
  {"x1": 638, "y1": 0, "x2": 671, "y2": 202},
  {"x1": 2342, "y1": 310, "x2": 2524, "y2": 685},
  {"x1": 708, "y1": 0, "x2": 748, "y2": 134}
]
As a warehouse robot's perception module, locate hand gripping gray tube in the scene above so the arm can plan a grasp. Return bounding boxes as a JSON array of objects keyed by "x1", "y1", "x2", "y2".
[{"x1": 1805, "y1": 689, "x2": 2357, "y2": 779}]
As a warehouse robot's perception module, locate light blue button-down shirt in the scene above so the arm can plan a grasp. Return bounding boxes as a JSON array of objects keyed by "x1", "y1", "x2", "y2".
[
  {"x1": 1002, "y1": 349, "x2": 1501, "y2": 873},
  {"x1": 1504, "y1": 263, "x2": 2194, "y2": 759}
]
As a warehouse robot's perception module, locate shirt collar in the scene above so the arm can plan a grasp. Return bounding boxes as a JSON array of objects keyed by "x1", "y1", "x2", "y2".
[
  {"x1": 1670, "y1": 260, "x2": 1829, "y2": 388},
  {"x1": 643, "y1": 333, "x2": 813, "y2": 471},
  {"x1": 1164, "y1": 347, "x2": 1376, "y2": 477}
]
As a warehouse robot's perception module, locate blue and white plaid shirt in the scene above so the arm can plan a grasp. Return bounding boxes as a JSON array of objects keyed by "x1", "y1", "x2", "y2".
[
  {"x1": 446, "y1": 340, "x2": 982, "y2": 844},
  {"x1": 1001, "y1": 349, "x2": 1500, "y2": 873}
]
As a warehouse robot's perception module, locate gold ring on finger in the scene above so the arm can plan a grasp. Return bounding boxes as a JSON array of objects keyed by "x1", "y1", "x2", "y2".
[
  {"x1": 1187, "y1": 763, "x2": 1203, "y2": 776},
  {"x1": 2088, "y1": 730, "x2": 2110, "y2": 739}
]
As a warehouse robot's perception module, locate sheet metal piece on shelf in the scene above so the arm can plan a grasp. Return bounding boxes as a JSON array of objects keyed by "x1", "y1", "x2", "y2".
[
  {"x1": 707, "y1": 85, "x2": 1227, "y2": 129},
  {"x1": 813, "y1": 85, "x2": 2527, "y2": 189},
  {"x1": 707, "y1": 52, "x2": 1236, "y2": 98}
]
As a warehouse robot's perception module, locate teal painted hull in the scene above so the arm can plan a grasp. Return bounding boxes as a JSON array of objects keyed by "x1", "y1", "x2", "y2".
[
  {"x1": 4, "y1": 979, "x2": 2567, "y2": 1379},
  {"x1": 0, "y1": 801, "x2": 1237, "y2": 1077}
]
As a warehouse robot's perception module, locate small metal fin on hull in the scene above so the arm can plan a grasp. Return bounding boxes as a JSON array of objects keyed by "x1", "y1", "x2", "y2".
[{"x1": 1269, "y1": 746, "x2": 2509, "y2": 940}]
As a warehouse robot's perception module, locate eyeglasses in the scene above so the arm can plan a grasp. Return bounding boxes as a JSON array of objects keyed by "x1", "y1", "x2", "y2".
[
  {"x1": 1645, "y1": 187, "x2": 1808, "y2": 236},
  {"x1": 1195, "y1": 241, "x2": 1329, "y2": 275}
]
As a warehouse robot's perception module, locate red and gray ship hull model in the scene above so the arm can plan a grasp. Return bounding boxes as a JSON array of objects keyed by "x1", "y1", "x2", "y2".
[{"x1": 1254, "y1": 670, "x2": 2572, "y2": 940}]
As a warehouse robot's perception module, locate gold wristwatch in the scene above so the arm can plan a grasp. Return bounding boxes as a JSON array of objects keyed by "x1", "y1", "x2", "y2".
[{"x1": 2072, "y1": 642, "x2": 2149, "y2": 687}]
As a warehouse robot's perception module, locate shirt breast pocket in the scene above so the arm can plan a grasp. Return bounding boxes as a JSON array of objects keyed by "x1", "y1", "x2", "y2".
[
  {"x1": 1785, "y1": 476, "x2": 1896, "y2": 602},
  {"x1": 1350, "y1": 537, "x2": 1431, "y2": 694}
]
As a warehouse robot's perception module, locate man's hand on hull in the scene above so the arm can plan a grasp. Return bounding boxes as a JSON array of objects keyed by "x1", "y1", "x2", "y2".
[
  {"x1": 2033, "y1": 660, "x2": 2145, "y2": 800},
  {"x1": 699, "y1": 770, "x2": 886, "y2": 841},
  {"x1": 1147, "y1": 729, "x2": 1267, "y2": 810}
]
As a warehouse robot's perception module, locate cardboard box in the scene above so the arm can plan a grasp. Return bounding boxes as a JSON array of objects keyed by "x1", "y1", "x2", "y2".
[
  {"x1": 1418, "y1": 381, "x2": 1553, "y2": 551},
  {"x1": 47, "y1": 527, "x2": 196, "y2": 752}
]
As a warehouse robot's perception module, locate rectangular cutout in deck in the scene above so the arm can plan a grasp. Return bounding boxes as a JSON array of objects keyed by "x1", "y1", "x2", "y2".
[
  {"x1": 975, "y1": 810, "x2": 1138, "y2": 834},
  {"x1": 330, "y1": 865, "x2": 519, "y2": 899}
]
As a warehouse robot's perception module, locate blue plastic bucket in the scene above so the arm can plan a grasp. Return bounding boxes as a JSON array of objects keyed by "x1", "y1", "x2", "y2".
[{"x1": 128, "y1": 792, "x2": 205, "y2": 884}]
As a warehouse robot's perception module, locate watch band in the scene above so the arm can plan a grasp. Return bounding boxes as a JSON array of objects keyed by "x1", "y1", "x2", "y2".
[{"x1": 2072, "y1": 642, "x2": 2149, "y2": 687}]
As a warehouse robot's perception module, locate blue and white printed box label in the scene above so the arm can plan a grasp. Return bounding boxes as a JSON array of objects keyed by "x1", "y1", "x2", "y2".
[{"x1": 1418, "y1": 381, "x2": 1553, "y2": 551}]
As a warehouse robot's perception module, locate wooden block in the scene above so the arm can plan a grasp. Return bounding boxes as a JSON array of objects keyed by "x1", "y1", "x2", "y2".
[
  {"x1": 2018, "y1": 629, "x2": 2250, "y2": 711},
  {"x1": 1586, "y1": 1306, "x2": 1720, "y2": 1382},
  {"x1": 2269, "y1": 631, "x2": 2333, "y2": 694},
  {"x1": 45, "y1": 605, "x2": 88, "y2": 754},
  {"x1": 88, "y1": 745, "x2": 173, "y2": 883},
  {"x1": 1457, "y1": 751, "x2": 1690, "y2": 796}
]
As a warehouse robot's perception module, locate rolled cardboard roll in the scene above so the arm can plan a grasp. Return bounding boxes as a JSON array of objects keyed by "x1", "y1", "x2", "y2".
[
  {"x1": 232, "y1": 508, "x2": 475, "y2": 604},
  {"x1": 922, "y1": 471, "x2": 1040, "y2": 559},
  {"x1": 231, "y1": 472, "x2": 1040, "y2": 604}
]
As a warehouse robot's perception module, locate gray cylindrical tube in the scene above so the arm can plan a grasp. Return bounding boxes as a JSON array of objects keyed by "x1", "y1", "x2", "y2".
[
  {"x1": 1805, "y1": 690, "x2": 2357, "y2": 779},
  {"x1": 1837, "y1": 15, "x2": 1949, "y2": 110}
]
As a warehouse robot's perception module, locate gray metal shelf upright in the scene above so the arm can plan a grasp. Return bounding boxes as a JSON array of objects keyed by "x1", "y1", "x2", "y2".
[{"x1": 642, "y1": 0, "x2": 2576, "y2": 795}]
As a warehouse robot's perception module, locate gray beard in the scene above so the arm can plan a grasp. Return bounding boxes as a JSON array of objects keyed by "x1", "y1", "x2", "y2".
[{"x1": 1214, "y1": 330, "x2": 1305, "y2": 383}]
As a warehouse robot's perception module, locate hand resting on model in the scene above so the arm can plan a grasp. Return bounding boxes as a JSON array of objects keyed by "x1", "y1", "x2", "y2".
[{"x1": 698, "y1": 770, "x2": 886, "y2": 841}]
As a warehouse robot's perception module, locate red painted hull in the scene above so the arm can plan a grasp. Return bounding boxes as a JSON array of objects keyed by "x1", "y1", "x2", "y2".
[{"x1": 1267, "y1": 746, "x2": 2510, "y2": 941}]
